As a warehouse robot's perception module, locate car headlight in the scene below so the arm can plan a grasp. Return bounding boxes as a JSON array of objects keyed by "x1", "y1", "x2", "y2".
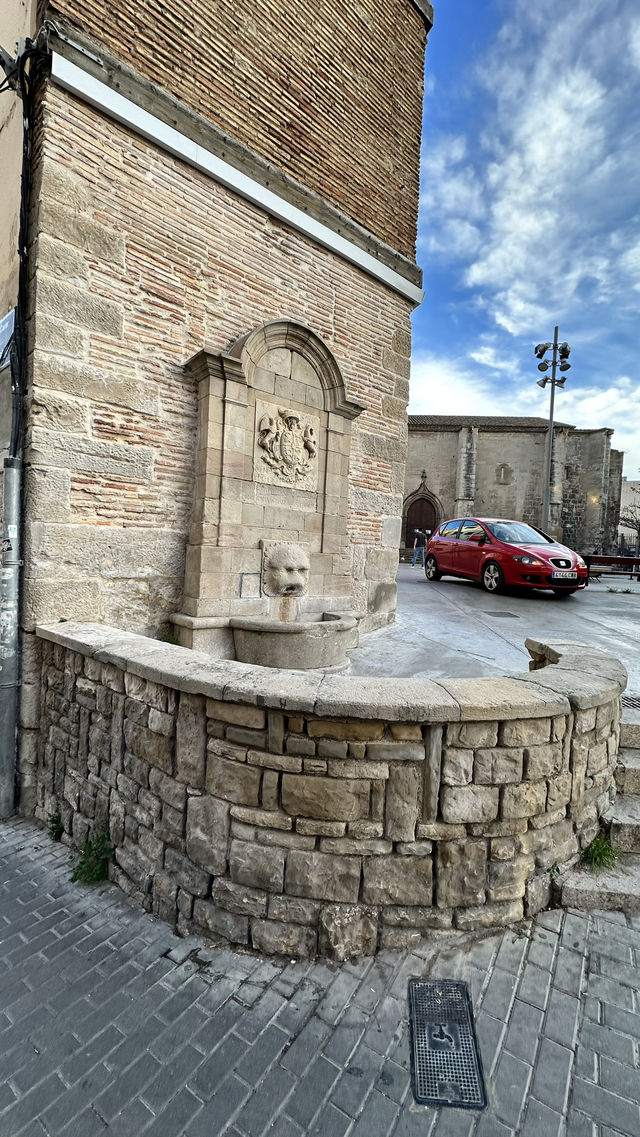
[
  {"x1": 575, "y1": 556, "x2": 586, "y2": 568},
  {"x1": 512, "y1": 555, "x2": 544, "y2": 565}
]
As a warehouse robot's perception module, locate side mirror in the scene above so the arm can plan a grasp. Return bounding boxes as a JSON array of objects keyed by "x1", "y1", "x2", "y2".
[{"x1": 469, "y1": 533, "x2": 485, "y2": 543}]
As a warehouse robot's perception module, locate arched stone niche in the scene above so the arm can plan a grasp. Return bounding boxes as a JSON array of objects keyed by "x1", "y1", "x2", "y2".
[
  {"x1": 176, "y1": 322, "x2": 364, "y2": 644},
  {"x1": 496, "y1": 462, "x2": 513, "y2": 486}
]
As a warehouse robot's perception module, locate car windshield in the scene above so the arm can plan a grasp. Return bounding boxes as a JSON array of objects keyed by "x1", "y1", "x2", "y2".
[{"x1": 485, "y1": 521, "x2": 553, "y2": 545}]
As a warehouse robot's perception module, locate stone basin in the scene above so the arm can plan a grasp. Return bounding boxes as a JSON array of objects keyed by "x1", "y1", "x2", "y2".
[{"x1": 229, "y1": 612, "x2": 358, "y2": 670}]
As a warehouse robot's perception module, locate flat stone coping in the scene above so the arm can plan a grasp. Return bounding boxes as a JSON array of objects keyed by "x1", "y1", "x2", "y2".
[{"x1": 35, "y1": 623, "x2": 627, "y2": 722}]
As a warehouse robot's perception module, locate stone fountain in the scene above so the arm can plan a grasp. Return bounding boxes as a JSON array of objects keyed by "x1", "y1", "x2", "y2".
[
  {"x1": 229, "y1": 542, "x2": 358, "y2": 670},
  {"x1": 171, "y1": 320, "x2": 369, "y2": 669}
]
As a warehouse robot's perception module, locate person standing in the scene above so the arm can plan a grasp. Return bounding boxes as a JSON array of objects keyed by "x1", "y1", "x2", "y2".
[{"x1": 412, "y1": 528, "x2": 426, "y2": 567}]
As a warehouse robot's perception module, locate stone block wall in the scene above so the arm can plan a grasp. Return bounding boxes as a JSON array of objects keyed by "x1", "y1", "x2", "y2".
[
  {"x1": 25, "y1": 624, "x2": 625, "y2": 959},
  {"x1": 405, "y1": 419, "x2": 623, "y2": 554}
]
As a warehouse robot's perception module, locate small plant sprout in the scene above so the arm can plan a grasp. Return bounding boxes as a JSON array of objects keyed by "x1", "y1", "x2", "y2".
[
  {"x1": 71, "y1": 830, "x2": 115, "y2": 884},
  {"x1": 47, "y1": 812, "x2": 63, "y2": 842},
  {"x1": 581, "y1": 833, "x2": 619, "y2": 873}
]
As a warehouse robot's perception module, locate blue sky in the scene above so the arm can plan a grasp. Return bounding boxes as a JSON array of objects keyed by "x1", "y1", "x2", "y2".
[{"x1": 410, "y1": 0, "x2": 640, "y2": 474}]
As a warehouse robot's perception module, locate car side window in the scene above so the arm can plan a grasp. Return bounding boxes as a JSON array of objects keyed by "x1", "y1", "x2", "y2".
[
  {"x1": 438, "y1": 520, "x2": 462, "y2": 539},
  {"x1": 458, "y1": 521, "x2": 486, "y2": 541}
]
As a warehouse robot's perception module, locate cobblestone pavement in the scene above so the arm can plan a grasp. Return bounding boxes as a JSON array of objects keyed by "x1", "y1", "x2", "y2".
[{"x1": 1, "y1": 818, "x2": 639, "y2": 1137}]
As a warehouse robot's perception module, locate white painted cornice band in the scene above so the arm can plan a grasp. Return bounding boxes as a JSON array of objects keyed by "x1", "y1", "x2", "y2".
[{"x1": 50, "y1": 53, "x2": 424, "y2": 306}]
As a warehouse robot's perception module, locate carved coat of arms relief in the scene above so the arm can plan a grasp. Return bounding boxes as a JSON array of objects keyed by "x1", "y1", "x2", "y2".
[{"x1": 254, "y1": 401, "x2": 319, "y2": 489}]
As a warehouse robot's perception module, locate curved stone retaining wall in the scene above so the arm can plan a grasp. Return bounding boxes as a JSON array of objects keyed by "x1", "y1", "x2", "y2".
[{"x1": 25, "y1": 624, "x2": 626, "y2": 958}]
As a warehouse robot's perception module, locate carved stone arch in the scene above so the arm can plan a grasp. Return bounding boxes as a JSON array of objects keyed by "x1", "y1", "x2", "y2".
[{"x1": 224, "y1": 320, "x2": 365, "y2": 419}]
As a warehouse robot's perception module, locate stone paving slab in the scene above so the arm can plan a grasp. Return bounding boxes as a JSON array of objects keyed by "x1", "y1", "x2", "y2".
[{"x1": 0, "y1": 818, "x2": 639, "y2": 1136}]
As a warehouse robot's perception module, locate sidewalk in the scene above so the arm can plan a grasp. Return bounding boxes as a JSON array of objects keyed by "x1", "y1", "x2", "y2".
[{"x1": 0, "y1": 818, "x2": 639, "y2": 1136}]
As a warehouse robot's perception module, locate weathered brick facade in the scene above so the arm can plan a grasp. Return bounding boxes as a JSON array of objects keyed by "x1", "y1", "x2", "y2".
[
  {"x1": 39, "y1": 0, "x2": 427, "y2": 258},
  {"x1": 14, "y1": 0, "x2": 430, "y2": 642},
  {"x1": 24, "y1": 85, "x2": 413, "y2": 633}
]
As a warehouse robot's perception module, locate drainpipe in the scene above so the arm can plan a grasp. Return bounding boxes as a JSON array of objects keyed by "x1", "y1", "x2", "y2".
[
  {"x1": 0, "y1": 30, "x2": 50, "y2": 816},
  {"x1": 0, "y1": 458, "x2": 21, "y2": 816}
]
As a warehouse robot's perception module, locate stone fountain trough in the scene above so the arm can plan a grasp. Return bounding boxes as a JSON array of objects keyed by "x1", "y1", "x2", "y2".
[
  {"x1": 230, "y1": 611, "x2": 358, "y2": 670},
  {"x1": 229, "y1": 542, "x2": 358, "y2": 670}
]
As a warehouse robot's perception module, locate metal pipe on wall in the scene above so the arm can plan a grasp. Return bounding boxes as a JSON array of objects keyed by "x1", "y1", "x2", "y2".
[{"x1": 0, "y1": 458, "x2": 22, "y2": 816}]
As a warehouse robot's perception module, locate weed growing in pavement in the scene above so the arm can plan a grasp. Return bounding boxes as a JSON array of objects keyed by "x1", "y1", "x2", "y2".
[
  {"x1": 581, "y1": 833, "x2": 619, "y2": 873},
  {"x1": 47, "y1": 812, "x2": 63, "y2": 842},
  {"x1": 71, "y1": 829, "x2": 114, "y2": 884},
  {"x1": 607, "y1": 587, "x2": 634, "y2": 594},
  {"x1": 513, "y1": 925, "x2": 532, "y2": 941}
]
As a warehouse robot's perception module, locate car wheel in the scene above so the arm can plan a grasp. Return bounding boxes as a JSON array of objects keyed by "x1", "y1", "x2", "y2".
[
  {"x1": 553, "y1": 589, "x2": 578, "y2": 598},
  {"x1": 482, "y1": 561, "x2": 504, "y2": 593},
  {"x1": 424, "y1": 555, "x2": 442, "y2": 582}
]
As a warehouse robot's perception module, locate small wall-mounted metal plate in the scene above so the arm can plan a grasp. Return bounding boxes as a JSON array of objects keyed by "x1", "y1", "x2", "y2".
[{"x1": 408, "y1": 979, "x2": 487, "y2": 1110}]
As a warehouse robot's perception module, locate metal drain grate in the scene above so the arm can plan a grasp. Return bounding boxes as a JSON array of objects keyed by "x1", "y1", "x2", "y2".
[
  {"x1": 485, "y1": 611, "x2": 519, "y2": 618},
  {"x1": 622, "y1": 694, "x2": 640, "y2": 709},
  {"x1": 408, "y1": 979, "x2": 487, "y2": 1110}
]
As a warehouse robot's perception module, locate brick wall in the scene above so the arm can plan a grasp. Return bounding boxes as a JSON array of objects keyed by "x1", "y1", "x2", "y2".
[
  {"x1": 42, "y1": 0, "x2": 427, "y2": 258},
  {"x1": 23, "y1": 84, "x2": 411, "y2": 635}
]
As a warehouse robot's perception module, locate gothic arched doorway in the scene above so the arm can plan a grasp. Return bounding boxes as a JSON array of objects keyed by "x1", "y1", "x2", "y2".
[{"x1": 403, "y1": 497, "x2": 437, "y2": 548}]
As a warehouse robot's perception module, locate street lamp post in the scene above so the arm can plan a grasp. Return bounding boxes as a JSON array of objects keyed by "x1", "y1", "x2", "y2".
[{"x1": 534, "y1": 327, "x2": 571, "y2": 533}]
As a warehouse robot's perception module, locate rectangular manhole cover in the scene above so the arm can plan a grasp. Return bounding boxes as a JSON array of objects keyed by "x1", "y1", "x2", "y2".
[
  {"x1": 485, "y1": 611, "x2": 519, "y2": 618},
  {"x1": 408, "y1": 979, "x2": 487, "y2": 1110}
]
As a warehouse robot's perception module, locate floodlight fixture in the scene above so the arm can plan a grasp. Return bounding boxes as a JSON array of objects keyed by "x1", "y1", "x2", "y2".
[{"x1": 533, "y1": 326, "x2": 572, "y2": 532}]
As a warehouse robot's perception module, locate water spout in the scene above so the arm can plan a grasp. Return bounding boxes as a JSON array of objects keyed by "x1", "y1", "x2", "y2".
[{"x1": 275, "y1": 594, "x2": 298, "y2": 623}]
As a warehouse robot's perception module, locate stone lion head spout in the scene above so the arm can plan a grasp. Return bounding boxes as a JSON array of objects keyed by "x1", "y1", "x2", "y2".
[{"x1": 261, "y1": 542, "x2": 311, "y2": 599}]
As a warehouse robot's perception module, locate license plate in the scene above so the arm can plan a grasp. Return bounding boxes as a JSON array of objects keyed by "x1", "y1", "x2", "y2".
[{"x1": 552, "y1": 570, "x2": 577, "y2": 579}]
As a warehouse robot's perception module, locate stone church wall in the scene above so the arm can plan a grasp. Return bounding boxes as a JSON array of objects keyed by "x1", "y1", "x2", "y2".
[
  {"x1": 405, "y1": 419, "x2": 622, "y2": 553},
  {"x1": 473, "y1": 430, "x2": 548, "y2": 523},
  {"x1": 404, "y1": 431, "x2": 458, "y2": 510}
]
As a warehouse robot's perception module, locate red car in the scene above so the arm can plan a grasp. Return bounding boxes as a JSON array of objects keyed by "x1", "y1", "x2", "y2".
[{"x1": 424, "y1": 517, "x2": 588, "y2": 596}]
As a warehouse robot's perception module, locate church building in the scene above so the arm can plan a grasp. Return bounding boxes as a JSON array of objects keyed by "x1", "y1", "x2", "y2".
[{"x1": 403, "y1": 415, "x2": 623, "y2": 555}]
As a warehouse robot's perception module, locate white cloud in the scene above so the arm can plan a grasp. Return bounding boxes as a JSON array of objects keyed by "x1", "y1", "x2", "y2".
[
  {"x1": 630, "y1": 21, "x2": 640, "y2": 69},
  {"x1": 409, "y1": 355, "x2": 502, "y2": 416},
  {"x1": 468, "y1": 345, "x2": 517, "y2": 374},
  {"x1": 419, "y1": 135, "x2": 485, "y2": 259},
  {"x1": 620, "y1": 239, "x2": 640, "y2": 291},
  {"x1": 409, "y1": 354, "x2": 640, "y2": 474},
  {"x1": 420, "y1": 0, "x2": 640, "y2": 336}
]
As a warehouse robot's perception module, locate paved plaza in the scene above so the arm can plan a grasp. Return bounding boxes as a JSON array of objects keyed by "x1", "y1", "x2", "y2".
[
  {"x1": 0, "y1": 816, "x2": 639, "y2": 1136},
  {"x1": 2, "y1": 569, "x2": 639, "y2": 1135},
  {"x1": 351, "y1": 567, "x2": 640, "y2": 693}
]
